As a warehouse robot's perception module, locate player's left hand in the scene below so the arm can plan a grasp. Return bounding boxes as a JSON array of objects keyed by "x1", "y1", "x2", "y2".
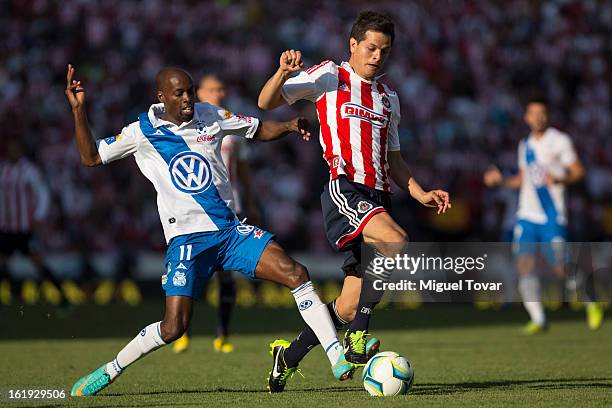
[
  {"x1": 289, "y1": 117, "x2": 311, "y2": 141},
  {"x1": 420, "y1": 190, "x2": 451, "y2": 214}
]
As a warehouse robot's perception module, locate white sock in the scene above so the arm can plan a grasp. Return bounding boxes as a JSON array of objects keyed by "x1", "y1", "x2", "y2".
[
  {"x1": 518, "y1": 275, "x2": 546, "y2": 326},
  {"x1": 106, "y1": 321, "x2": 166, "y2": 380},
  {"x1": 291, "y1": 281, "x2": 343, "y2": 366}
]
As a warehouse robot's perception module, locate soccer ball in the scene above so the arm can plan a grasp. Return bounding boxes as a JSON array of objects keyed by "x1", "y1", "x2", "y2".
[{"x1": 362, "y1": 351, "x2": 414, "y2": 396}]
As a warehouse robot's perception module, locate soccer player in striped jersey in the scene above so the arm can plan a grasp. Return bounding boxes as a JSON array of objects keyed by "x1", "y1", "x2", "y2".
[
  {"x1": 173, "y1": 74, "x2": 260, "y2": 354},
  {"x1": 66, "y1": 65, "x2": 354, "y2": 396},
  {"x1": 484, "y1": 100, "x2": 604, "y2": 333},
  {"x1": 0, "y1": 139, "x2": 62, "y2": 305},
  {"x1": 259, "y1": 11, "x2": 451, "y2": 392}
]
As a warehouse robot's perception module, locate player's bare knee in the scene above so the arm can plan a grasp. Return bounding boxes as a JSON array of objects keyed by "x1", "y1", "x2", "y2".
[
  {"x1": 285, "y1": 262, "x2": 308, "y2": 289},
  {"x1": 160, "y1": 319, "x2": 188, "y2": 343}
]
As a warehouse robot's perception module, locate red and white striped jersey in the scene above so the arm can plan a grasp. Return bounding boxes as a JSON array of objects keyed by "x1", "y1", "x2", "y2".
[
  {"x1": 0, "y1": 157, "x2": 50, "y2": 233},
  {"x1": 281, "y1": 60, "x2": 401, "y2": 192}
]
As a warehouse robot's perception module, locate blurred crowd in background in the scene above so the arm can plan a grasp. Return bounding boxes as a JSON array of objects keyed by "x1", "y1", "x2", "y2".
[{"x1": 1, "y1": 0, "x2": 611, "y2": 259}]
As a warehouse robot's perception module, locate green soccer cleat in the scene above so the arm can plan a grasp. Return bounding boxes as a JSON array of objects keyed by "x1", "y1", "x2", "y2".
[
  {"x1": 586, "y1": 303, "x2": 604, "y2": 330},
  {"x1": 343, "y1": 330, "x2": 373, "y2": 366},
  {"x1": 71, "y1": 365, "x2": 112, "y2": 397},
  {"x1": 267, "y1": 339, "x2": 300, "y2": 393},
  {"x1": 522, "y1": 321, "x2": 548, "y2": 336}
]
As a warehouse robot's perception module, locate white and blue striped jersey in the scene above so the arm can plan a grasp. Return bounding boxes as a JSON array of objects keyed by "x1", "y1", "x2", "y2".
[
  {"x1": 97, "y1": 102, "x2": 260, "y2": 243},
  {"x1": 517, "y1": 127, "x2": 578, "y2": 226}
]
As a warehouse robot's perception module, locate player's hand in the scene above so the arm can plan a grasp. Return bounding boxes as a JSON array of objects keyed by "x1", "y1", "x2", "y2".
[
  {"x1": 65, "y1": 64, "x2": 86, "y2": 110},
  {"x1": 279, "y1": 50, "x2": 304, "y2": 75},
  {"x1": 289, "y1": 117, "x2": 311, "y2": 141},
  {"x1": 544, "y1": 173, "x2": 561, "y2": 186},
  {"x1": 483, "y1": 165, "x2": 503, "y2": 187},
  {"x1": 420, "y1": 190, "x2": 451, "y2": 214}
]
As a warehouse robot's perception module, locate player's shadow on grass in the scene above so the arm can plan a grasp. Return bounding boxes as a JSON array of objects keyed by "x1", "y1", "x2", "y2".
[
  {"x1": 412, "y1": 377, "x2": 612, "y2": 396},
  {"x1": 107, "y1": 385, "x2": 363, "y2": 397}
]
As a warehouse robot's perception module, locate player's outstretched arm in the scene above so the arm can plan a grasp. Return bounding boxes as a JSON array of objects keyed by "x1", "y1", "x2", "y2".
[
  {"x1": 483, "y1": 165, "x2": 522, "y2": 189},
  {"x1": 65, "y1": 64, "x2": 102, "y2": 167},
  {"x1": 255, "y1": 117, "x2": 311, "y2": 142},
  {"x1": 388, "y1": 150, "x2": 451, "y2": 214},
  {"x1": 258, "y1": 50, "x2": 304, "y2": 110}
]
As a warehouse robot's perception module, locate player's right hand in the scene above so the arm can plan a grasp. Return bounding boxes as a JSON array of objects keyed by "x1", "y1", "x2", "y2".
[
  {"x1": 483, "y1": 165, "x2": 503, "y2": 187},
  {"x1": 65, "y1": 64, "x2": 86, "y2": 110},
  {"x1": 279, "y1": 50, "x2": 304, "y2": 74}
]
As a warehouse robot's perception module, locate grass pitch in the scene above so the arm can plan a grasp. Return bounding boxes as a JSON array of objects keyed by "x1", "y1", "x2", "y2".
[{"x1": 1, "y1": 303, "x2": 611, "y2": 407}]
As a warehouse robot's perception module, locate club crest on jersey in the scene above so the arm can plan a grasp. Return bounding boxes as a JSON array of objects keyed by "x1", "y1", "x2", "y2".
[
  {"x1": 340, "y1": 103, "x2": 388, "y2": 128},
  {"x1": 169, "y1": 151, "x2": 213, "y2": 194},
  {"x1": 173, "y1": 271, "x2": 187, "y2": 287},
  {"x1": 357, "y1": 201, "x2": 373, "y2": 214},
  {"x1": 237, "y1": 224, "x2": 255, "y2": 235},
  {"x1": 381, "y1": 94, "x2": 391, "y2": 109}
]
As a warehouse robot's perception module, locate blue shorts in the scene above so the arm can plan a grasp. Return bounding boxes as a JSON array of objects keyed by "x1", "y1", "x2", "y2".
[
  {"x1": 512, "y1": 219, "x2": 568, "y2": 265},
  {"x1": 162, "y1": 221, "x2": 274, "y2": 298}
]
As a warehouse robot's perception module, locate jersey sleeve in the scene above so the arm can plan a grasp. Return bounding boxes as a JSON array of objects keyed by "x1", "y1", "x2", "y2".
[
  {"x1": 97, "y1": 122, "x2": 141, "y2": 164},
  {"x1": 281, "y1": 60, "x2": 336, "y2": 105},
  {"x1": 517, "y1": 140, "x2": 526, "y2": 168},
  {"x1": 216, "y1": 109, "x2": 260, "y2": 139},
  {"x1": 387, "y1": 93, "x2": 401, "y2": 151},
  {"x1": 557, "y1": 133, "x2": 578, "y2": 166}
]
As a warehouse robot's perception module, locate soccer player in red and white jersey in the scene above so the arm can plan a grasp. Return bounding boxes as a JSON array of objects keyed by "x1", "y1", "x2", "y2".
[
  {"x1": 259, "y1": 11, "x2": 451, "y2": 392},
  {"x1": 173, "y1": 74, "x2": 261, "y2": 354},
  {"x1": 0, "y1": 138, "x2": 58, "y2": 305}
]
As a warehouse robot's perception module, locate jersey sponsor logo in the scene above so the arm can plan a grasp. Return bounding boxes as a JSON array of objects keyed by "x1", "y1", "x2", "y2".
[
  {"x1": 340, "y1": 103, "x2": 388, "y2": 128},
  {"x1": 337, "y1": 82, "x2": 349, "y2": 92},
  {"x1": 173, "y1": 271, "x2": 187, "y2": 287},
  {"x1": 298, "y1": 299, "x2": 313, "y2": 310},
  {"x1": 237, "y1": 224, "x2": 255, "y2": 235},
  {"x1": 357, "y1": 201, "x2": 373, "y2": 214},
  {"x1": 169, "y1": 151, "x2": 213, "y2": 194},
  {"x1": 235, "y1": 114, "x2": 252, "y2": 124},
  {"x1": 103, "y1": 134, "x2": 122, "y2": 145},
  {"x1": 527, "y1": 163, "x2": 547, "y2": 187},
  {"x1": 197, "y1": 135, "x2": 215, "y2": 142}
]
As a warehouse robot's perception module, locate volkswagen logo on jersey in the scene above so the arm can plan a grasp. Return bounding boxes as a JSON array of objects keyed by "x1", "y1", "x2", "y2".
[
  {"x1": 169, "y1": 151, "x2": 213, "y2": 194},
  {"x1": 527, "y1": 163, "x2": 547, "y2": 187},
  {"x1": 340, "y1": 102, "x2": 388, "y2": 128}
]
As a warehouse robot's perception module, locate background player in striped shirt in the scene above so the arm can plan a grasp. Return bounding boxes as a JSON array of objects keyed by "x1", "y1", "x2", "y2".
[
  {"x1": 173, "y1": 74, "x2": 260, "y2": 354},
  {"x1": 259, "y1": 11, "x2": 451, "y2": 392},
  {"x1": 0, "y1": 138, "x2": 62, "y2": 305}
]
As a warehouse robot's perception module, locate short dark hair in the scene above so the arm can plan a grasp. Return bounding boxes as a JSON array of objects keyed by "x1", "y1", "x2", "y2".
[{"x1": 350, "y1": 11, "x2": 395, "y2": 45}]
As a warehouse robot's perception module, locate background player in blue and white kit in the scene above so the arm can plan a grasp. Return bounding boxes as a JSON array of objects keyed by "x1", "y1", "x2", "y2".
[
  {"x1": 173, "y1": 74, "x2": 260, "y2": 354},
  {"x1": 484, "y1": 100, "x2": 604, "y2": 333},
  {"x1": 65, "y1": 65, "x2": 355, "y2": 396}
]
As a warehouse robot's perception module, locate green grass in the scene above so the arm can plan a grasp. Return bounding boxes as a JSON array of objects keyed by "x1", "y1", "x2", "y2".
[{"x1": 1, "y1": 305, "x2": 611, "y2": 407}]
